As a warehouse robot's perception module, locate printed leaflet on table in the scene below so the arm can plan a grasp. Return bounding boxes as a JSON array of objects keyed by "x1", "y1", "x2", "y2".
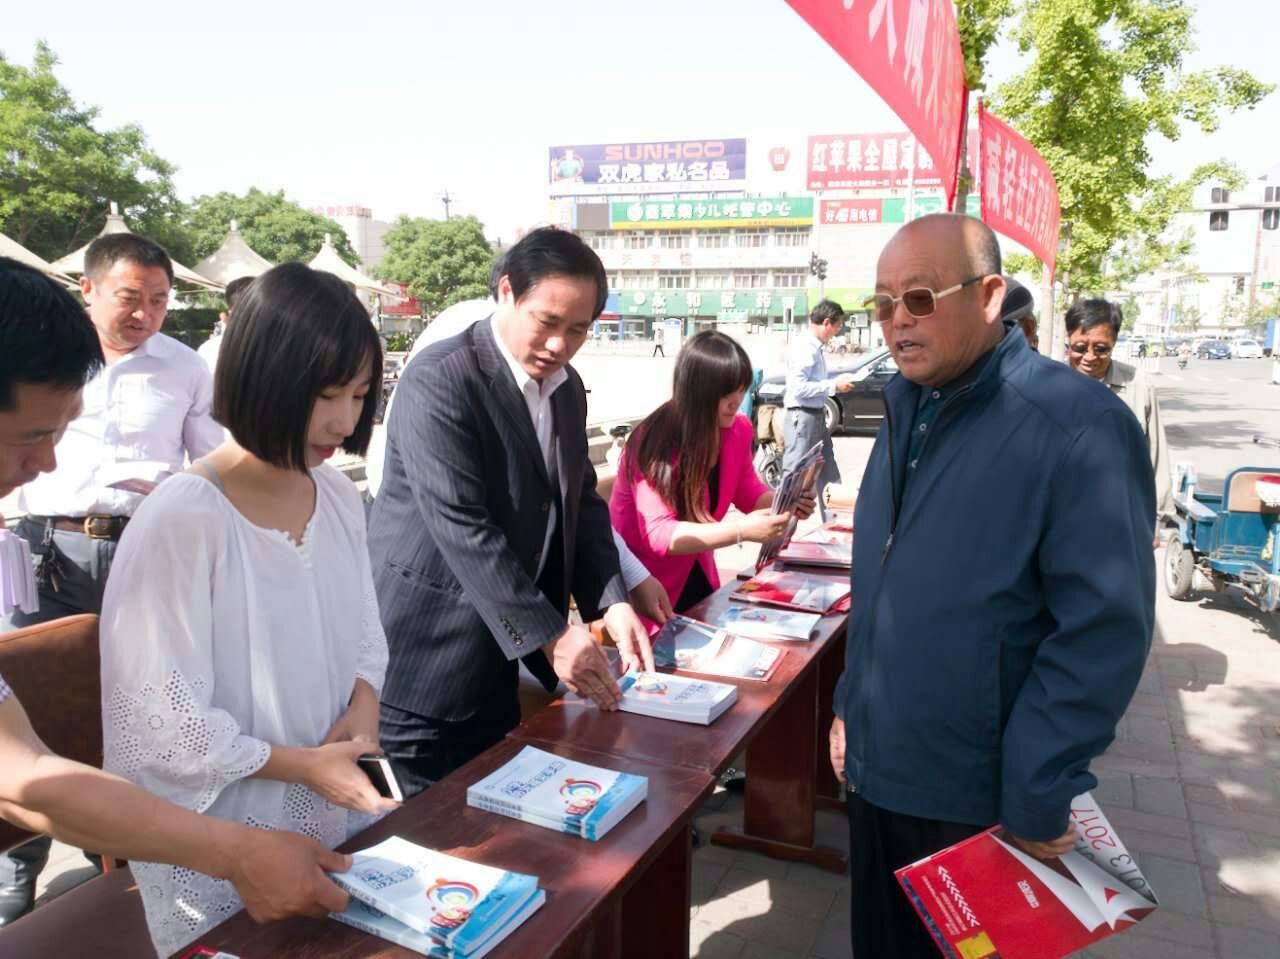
[
  {"x1": 467, "y1": 745, "x2": 648, "y2": 840},
  {"x1": 652, "y1": 615, "x2": 786, "y2": 681},
  {"x1": 895, "y1": 792, "x2": 1158, "y2": 959},
  {"x1": 731, "y1": 568, "x2": 850, "y2": 613},
  {"x1": 329, "y1": 836, "x2": 543, "y2": 957}
]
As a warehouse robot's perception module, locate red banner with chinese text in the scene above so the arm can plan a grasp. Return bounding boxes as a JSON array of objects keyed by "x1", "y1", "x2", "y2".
[
  {"x1": 786, "y1": 0, "x2": 967, "y2": 208},
  {"x1": 978, "y1": 104, "x2": 1062, "y2": 279}
]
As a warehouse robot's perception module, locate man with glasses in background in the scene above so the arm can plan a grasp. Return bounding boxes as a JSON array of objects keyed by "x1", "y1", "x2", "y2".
[
  {"x1": 829, "y1": 215, "x2": 1155, "y2": 957},
  {"x1": 1065, "y1": 298, "x2": 1172, "y2": 538}
]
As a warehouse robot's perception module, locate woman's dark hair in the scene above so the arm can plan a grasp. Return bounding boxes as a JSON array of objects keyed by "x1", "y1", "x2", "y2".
[
  {"x1": 1064, "y1": 298, "x2": 1122, "y2": 338},
  {"x1": 0, "y1": 257, "x2": 104, "y2": 410},
  {"x1": 504, "y1": 227, "x2": 608, "y2": 319},
  {"x1": 628, "y1": 331, "x2": 752, "y2": 522},
  {"x1": 214, "y1": 262, "x2": 383, "y2": 470}
]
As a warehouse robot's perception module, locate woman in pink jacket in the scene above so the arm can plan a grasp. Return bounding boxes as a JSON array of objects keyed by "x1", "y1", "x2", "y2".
[{"x1": 611, "y1": 331, "x2": 812, "y2": 623}]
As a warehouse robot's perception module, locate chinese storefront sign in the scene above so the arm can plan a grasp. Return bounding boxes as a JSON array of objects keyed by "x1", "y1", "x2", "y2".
[
  {"x1": 978, "y1": 104, "x2": 1061, "y2": 277},
  {"x1": 614, "y1": 289, "x2": 808, "y2": 319},
  {"x1": 786, "y1": 0, "x2": 968, "y2": 207},
  {"x1": 881, "y1": 194, "x2": 980, "y2": 222},
  {"x1": 609, "y1": 197, "x2": 814, "y2": 230},
  {"x1": 821, "y1": 199, "x2": 885, "y2": 224},
  {"x1": 806, "y1": 130, "x2": 980, "y2": 192},
  {"x1": 548, "y1": 139, "x2": 747, "y2": 194}
]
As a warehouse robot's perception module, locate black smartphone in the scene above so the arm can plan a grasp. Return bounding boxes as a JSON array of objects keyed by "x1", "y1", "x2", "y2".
[{"x1": 357, "y1": 754, "x2": 404, "y2": 802}]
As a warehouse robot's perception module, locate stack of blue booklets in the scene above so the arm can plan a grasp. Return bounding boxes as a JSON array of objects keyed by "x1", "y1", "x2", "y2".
[
  {"x1": 330, "y1": 836, "x2": 545, "y2": 958},
  {"x1": 466, "y1": 744, "x2": 648, "y2": 841}
]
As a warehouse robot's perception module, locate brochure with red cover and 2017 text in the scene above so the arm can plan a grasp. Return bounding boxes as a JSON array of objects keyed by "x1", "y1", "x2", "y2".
[{"x1": 894, "y1": 792, "x2": 1158, "y2": 959}]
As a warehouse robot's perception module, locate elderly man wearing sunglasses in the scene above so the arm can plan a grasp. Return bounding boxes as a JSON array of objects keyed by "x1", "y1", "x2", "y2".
[
  {"x1": 1065, "y1": 299, "x2": 1172, "y2": 537},
  {"x1": 830, "y1": 214, "x2": 1156, "y2": 958}
]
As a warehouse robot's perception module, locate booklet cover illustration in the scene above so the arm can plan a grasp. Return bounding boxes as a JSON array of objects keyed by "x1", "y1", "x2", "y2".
[{"x1": 894, "y1": 793, "x2": 1158, "y2": 959}]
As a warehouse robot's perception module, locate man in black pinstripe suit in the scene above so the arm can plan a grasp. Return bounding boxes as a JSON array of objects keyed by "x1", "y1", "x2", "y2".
[{"x1": 368, "y1": 228, "x2": 654, "y2": 797}]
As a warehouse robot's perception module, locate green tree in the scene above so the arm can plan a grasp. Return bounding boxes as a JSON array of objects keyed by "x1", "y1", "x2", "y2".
[
  {"x1": 182, "y1": 188, "x2": 359, "y2": 268},
  {"x1": 374, "y1": 216, "x2": 494, "y2": 316},
  {"x1": 988, "y1": 0, "x2": 1272, "y2": 296},
  {"x1": 0, "y1": 42, "x2": 187, "y2": 262},
  {"x1": 953, "y1": 2, "x2": 1018, "y2": 206}
]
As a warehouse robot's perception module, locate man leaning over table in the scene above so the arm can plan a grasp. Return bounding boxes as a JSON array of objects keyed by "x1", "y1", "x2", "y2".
[
  {"x1": 829, "y1": 215, "x2": 1155, "y2": 958},
  {"x1": 0, "y1": 232, "x2": 224, "y2": 920},
  {"x1": 369, "y1": 227, "x2": 655, "y2": 799},
  {"x1": 0, "y1": 256, "x2": 353, "y2": 931}
]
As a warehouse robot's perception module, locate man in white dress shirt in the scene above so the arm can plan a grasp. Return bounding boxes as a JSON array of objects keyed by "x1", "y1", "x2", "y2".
[
  {"x1": 1, "y1": 233, "x2": 223, "y2": 901},
  {"x1": 6, "y1": 233, "x2": 223, "y2": 629},
  {"x1": 782, "y1": 299, "x2": 855, "y2": 521}
]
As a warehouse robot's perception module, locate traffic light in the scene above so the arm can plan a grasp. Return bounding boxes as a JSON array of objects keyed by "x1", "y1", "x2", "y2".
[
  {"x1": 1265, "y1": 187, "x2": 1279, "y2": 231},
  {"x1": 808, "y1": 252, "x2": 828, "y2": 280}
]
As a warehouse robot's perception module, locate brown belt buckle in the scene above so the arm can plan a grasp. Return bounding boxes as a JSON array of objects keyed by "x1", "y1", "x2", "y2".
[{"x1": 83, "y1": 515, "x2": 116, "y2": 540}]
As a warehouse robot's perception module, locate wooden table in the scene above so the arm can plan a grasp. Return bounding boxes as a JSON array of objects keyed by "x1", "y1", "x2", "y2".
[
  {"x1": 517, "y1": 578, "x2": 851, "y2": 873},
  {"x1": 197, "y1": 738, "x2": 714, "y2": 959}
]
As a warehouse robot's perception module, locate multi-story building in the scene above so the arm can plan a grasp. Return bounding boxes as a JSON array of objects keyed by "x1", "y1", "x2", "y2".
[
  {"x1": 307, "y1": 204, "x2": 393, "y2": 274},
  {"x1": 1121, "y1": 165, "x2": 1280, "y2": 338}
]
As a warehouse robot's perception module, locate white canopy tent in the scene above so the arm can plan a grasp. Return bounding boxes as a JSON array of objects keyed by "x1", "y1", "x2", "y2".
[
  {"x1": 308, "y1": 234, "x2": 402, "y2": 301},
  {"x1": 192, "y1": 220, "x2": 273, "y2": 285},
  {"x1": 51, "y1": 203, "x2": 222, "y2": 291},
  {"x1": 0, "y1": 232, "x2": 76, "y2": 286}
]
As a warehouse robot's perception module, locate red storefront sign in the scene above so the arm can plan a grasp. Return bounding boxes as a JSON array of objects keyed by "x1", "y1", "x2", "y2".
[
  {"x1": 821, "y1": 198, "x2": 884, "y2": 225},
  {"x1": 806, "y1": 129, "x2": 980, "y2": 192},
  {"x1": 786, "y1": 0, "x2": 968, "y2": 207},
  {"x1": 978, "y1": 104, "x2": 1062, "y2": 278}
]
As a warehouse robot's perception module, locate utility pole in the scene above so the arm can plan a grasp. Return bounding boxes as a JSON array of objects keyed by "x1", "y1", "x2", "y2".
[{"x1": 440, "y1": 190, "x2": 453, "y2": 221}]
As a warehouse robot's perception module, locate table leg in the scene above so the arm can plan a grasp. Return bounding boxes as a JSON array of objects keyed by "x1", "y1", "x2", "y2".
[
  {"x1": 710, "y1": 669, "x2": 848, "y2": 874},
  {"x1": 620, "y1": 825, "x2": 691, "y2": 959}
]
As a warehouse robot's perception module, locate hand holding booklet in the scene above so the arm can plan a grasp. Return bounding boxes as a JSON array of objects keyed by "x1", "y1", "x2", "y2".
[
  {"x1": 329, "y1": 836, "x2": 544, "y2": 958},
  {"x1": 895, "y1": 792, "x2": 1158, "y2": 959},
  {"x1": 755, "y1": 439, "x2": 823, "y2": 571}
]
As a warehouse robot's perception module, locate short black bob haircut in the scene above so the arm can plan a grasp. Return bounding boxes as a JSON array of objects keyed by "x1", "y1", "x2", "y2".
[
  {"x1": 810, "y1": 298, "x2": 846, "y2": 325},
  {"x1": 503, "y1": 227, "x2": 608, "y2": 320},
  {"x1": 1064, "y1": 298, "x2": 1122, "y2": 338},
  {"x1": 0, "y1": 257, "x2": 104, "y2": 411},
  {"x1": 84, "y1": 233, "x2": 174, "y2": 285},
  {"x1": 214, "y1": 262, "x2": 383, "y2": 470}
]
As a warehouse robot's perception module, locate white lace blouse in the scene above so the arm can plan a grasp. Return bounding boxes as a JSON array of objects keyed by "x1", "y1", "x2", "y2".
[{"x1": 99, "y1": 464, "x2": 388, "y2": 957}]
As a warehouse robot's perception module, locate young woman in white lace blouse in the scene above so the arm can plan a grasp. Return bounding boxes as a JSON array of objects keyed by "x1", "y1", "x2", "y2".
[{"x1": 99, "y1": 263, "x2": 400, "y2": 957}]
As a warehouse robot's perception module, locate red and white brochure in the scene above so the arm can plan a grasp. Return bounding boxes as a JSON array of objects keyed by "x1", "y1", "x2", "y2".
[{"x1": 895, "y1": 792, "x2": 1158, "y2": 959}]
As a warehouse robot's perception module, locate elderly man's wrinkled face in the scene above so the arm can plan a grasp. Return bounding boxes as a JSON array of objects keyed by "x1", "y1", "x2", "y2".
[
  {"x1": 1066, "y1": 325, "x2": 1116, "y2": 380},
  {"x1": 874, "y1": 221, "x2": 1005, "y2": 388}
]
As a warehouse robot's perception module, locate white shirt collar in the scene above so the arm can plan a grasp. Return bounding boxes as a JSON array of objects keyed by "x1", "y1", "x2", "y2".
[{"x1": 491, "y1": 317, "x2": 569, "y2": 399}]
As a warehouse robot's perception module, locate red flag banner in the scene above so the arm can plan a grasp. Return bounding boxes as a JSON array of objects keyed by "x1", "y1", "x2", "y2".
[
  {"x1": 978, "y1": 103, "x2": 1062, "y2": 278},
  {"x1": 786, "y1": 0, "x2": 967, "y2": 208}
]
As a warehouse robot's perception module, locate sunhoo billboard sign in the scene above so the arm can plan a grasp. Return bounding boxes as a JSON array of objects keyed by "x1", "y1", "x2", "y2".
[{"x1": 549, "y1": 139, "x2": 748, "y2": 195}]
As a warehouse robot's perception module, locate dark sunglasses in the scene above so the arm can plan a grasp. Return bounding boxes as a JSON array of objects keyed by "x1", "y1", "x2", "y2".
[
  {"x1": 863, "y1": 275, "x2": 985, "y2": 323},
  {"x1": 1069, "y1": 342, "x2": 1113, "y2": 357}
]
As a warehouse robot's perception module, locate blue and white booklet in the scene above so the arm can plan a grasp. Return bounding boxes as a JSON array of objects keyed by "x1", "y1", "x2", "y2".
[
  {"x1": 466, "y1": 745, "x2": 648, "y2": 841},
  {"x1": 329, "y1": 836, "x2": 541, "y2": 956},
  {"x1": 333, "y1": 889, "x2": 547, "y2": 958},
  {"x1": 616, "y1": 669, "x2": 738, "y2": 724}
]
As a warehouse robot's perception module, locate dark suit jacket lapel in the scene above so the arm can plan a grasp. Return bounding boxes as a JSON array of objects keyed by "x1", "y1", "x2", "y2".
[{"x1": 473, "y1": 319, "x2": 550, "y2": 488}]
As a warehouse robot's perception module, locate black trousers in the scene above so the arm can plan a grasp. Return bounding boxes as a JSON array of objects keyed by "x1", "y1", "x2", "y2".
[
  {"x1": 380, "y1": 513, "x2": 567, "y2": 799},
  {"x1": 847, "y1": 792, "x2": 986, "y2": 959}
]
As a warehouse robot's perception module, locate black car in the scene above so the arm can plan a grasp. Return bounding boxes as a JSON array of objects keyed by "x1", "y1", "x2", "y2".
[
  {"x1": 1197, "y1": 340, "x2": 1231, "y2": 360},
  {"x1": 753, "y1": 347, "x2": 898, "y2": 436}
]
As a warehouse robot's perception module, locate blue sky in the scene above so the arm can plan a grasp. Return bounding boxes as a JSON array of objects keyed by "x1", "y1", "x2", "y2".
[{"x1": 3, "y1": 0, "x2": 1276, "y2": 241}]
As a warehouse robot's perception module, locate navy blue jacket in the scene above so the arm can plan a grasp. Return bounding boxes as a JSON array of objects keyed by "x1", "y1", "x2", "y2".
[{"x1": 835, "y1": 326, "x2": 1155, "y2": 840}]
